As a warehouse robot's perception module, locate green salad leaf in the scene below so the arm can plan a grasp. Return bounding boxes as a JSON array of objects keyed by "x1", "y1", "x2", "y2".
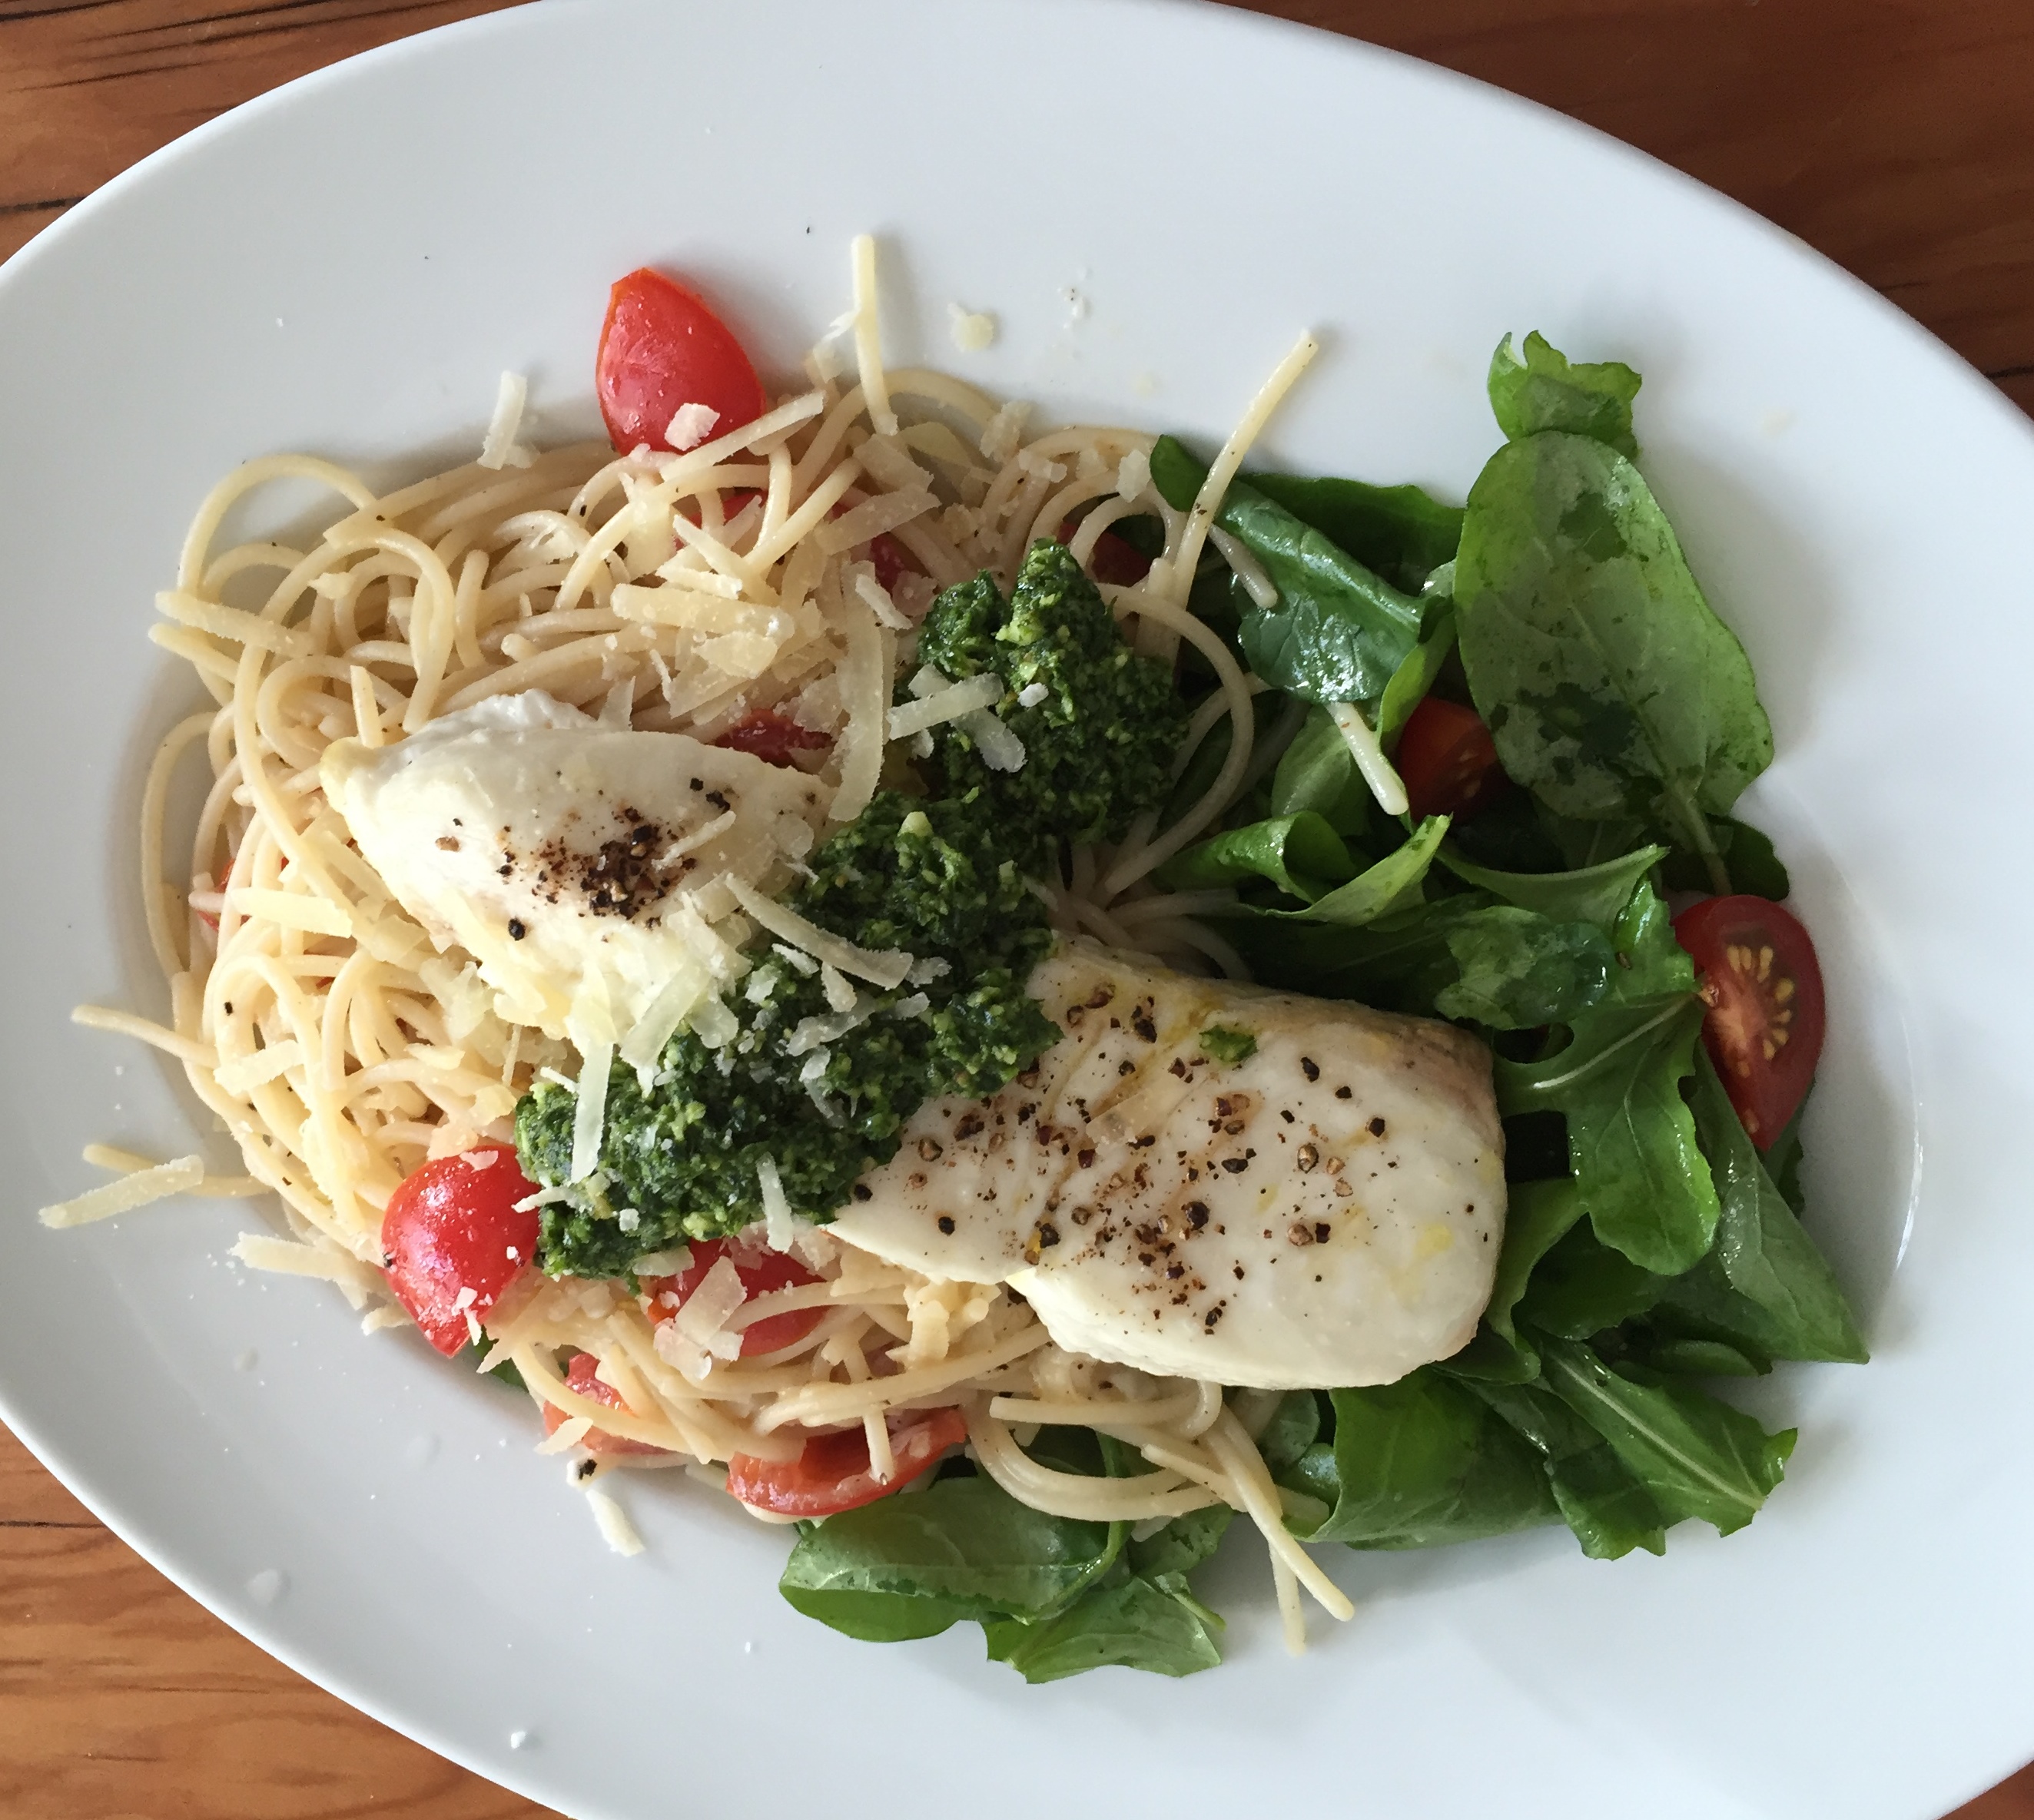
[
  {"x1": 1438, "y1": 841, "x2": 1667, "y2": 930},
  {"x1": 1455, "y1": 430, "x2": 1772, "y2": 889},
  {"x1": 1488, "y1": 330, "x2": 1643, "y2": 457},
  {"x1": 1270, "y1": 704, "x2": 1373, "y2": 837},
  {"x1": 982, "y1": 1573, "x2": 1224, "y2": 1683},
  {"x1": 1432, "y1": 907, "x2": 1614, "y2": 1029},
  {"x1": 1155, "y1": 811, "x2": 1359, "y2": 902},
  {"x1": 1246, "y1": 470, "x2": 1465, "y2": 593}
]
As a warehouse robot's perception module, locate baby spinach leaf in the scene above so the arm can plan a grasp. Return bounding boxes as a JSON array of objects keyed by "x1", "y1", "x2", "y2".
[
  {"x1": 984, "y1": 1571, "x2": 1224, "y2": 1682},
  {"x1": 1685, "y1": 1053, "x2": 1867, "y2": 1363},
  {"x1": 1488, "y1": 331, "x2": 1642, "y2": 458},
  {"x1": 1466, "y1": 1378, "x2": 1667, "y2": 1559},
  {"x1": 1254, "y1": 1389, "x2": 1325, "y2": 1477},
  {"x1": 1150, "y1": 436, "x2": 1425, "y2": 707},
  {"x1": 1433, "y1": 907, "x2": 1614, "y2": 1029},
  {"x1": 1535, "y1": 1335, "x2": 1795, "y2": 1535},
  {"x1": 1660, "y1": 816, "x2": 1792, "y2": 902},
  {"x1": 1272, "y1": 703, "x2": 1372, "y2": 838},
  {"x1": 1438, "y1": 843, "x2": 1667, "y2": 931},
  {"x1": 1128, "y1": 1506, "x2": 1234, "y2": 1579},
  {"x1": 1455, "y1": 432, "x2": 1773, "y2": 888},
  {"x1": 1281, "y1": 1371, "x2": 1560, "y2": 1550},
  {"x1": 778, "y1": 1477, "x2": 1121, "y2": 1638},
  {"x1": 1155, "y1": 811, "x2": 1358, "y2": 903},
  {"x1": 1247, "y1": 471, "x2": 1465, "y2": 593}
]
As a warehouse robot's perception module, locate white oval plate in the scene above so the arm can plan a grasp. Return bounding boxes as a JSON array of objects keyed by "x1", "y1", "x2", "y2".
[{"x1": 2, "y1": 3, "x2": 2028, "y2": 1816}]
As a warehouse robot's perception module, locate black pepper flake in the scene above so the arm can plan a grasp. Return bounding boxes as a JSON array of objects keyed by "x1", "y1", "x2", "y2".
[
  {"x1": 704, "y1": 790, "x2": 730, "y2": 812},
  {"x1": 1220, "y1": 1157, "x2": 1249, "y2": 1174},
  {"x1": 689, "y1": 777, "x2": 704, "y2": 791},
  {"x1": 937, "y1": 1215, "x2": 956, "y2": 1235},
  {"x1": 1204, "y1": 1305, "x2": 1225, "y2": 1330},
  {"x1": 1132, "y1": 1009, "x2": 1157, "y2": 1043},
  {"x1": 1313, "y1": 1222, "x2": 1331, "y2": 1244},
  {"x1": 1335, "y1": 1085, "x2": 1352, "y2": 1099},
  {"x1": 507, "y1": 918, "x2": 527, "y2": 940},
  {"x1": 1369, "y1": 1116, "x2": 1388, "y2": 1136},
  {"x1": 1185, "y1": 1202, "x2": 1209, "y2": 1229},
  {"x1": 1300, "y1": 1056, "x2": 1319, "y2": 1082},
  {"x1": 1280, "y1": 1109, "x2": 1295, "y2": 1124},
  {"x1": 851, "y1": 1183, "x2": 873, "y2": 1202}
]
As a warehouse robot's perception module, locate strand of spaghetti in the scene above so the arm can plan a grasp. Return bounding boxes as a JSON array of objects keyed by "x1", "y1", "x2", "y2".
[
  {"x1": 965, "y1": 1404, "x2": 1218, "y2": 1521},
  {"x1": 176, "y1": 455, "x2": 379, "y2": 594},
  {"x1": 81, "y1": 1144, "x2": 263, "y2": 1198},
  {"x1": 140, "y1": 712, "x2": 217, "y2": 978},
  {"x1": 1203, "y1": 1408, "x2": 1355, "y2": 1621},
  {"x1": 748, "y1": 457, "x2": 862, "y2": 570},
  {"x1": 655, "y1": 390, "x2": 828, "y2": 496},
  {"x1": 849, "y1": 234, "x2": 896, "y2": 436},
  {"x1": 988, "y1": 1390, "x2": 1204, "y2": 1430},
  {"x1": 72, "y1": 1005, "x2": 216, "y2": 1069},
  {"x1": 758, "y1": 1320, "x2": 1050, "y2": 1431},
  {"x1": 1270, "y1": 1549, "x2": 1306, "y2": 1656},
  {"x1": 509, "y1": 1341, "x2": 692, "y2": 1454},
  {"x1": 1110, "y1": 889, "x2": 1239, "y2": 927},
  {"x1": 1097, "y1": 588, "x2": 1256, "y2": 897},
  {"x1": 1139, "y1": 915, "x2": 1254, "y2": 982},
  {"x1": 1155, "y1": 330, "x2": 1317, "y2": 606}
]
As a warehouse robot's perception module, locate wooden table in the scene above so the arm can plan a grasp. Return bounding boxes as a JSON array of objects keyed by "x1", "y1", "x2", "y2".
[{"x1": 2, "y1": 2, "x2": 2029, "y2": 1815}]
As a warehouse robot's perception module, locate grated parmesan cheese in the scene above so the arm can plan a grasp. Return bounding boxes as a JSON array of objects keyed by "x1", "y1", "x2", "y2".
[
  {"x1": 960, "y1": 708, "x2": 1027, "y2": 772},
  {"x1": 1017, "y1": 681, "x2": 1050, "y2": 708},
  {"x1": 478, "y1": 371, "x2": 538, "y2": 471},
  {"x1": 39, "y1": 1154, "x2": 204, "y2": 1228},
  {"x1": 849, "y1": 564, "x2": 911, "y2": 631},
  {"x1": 664, "y1": 402, "x2": 720, "y2": 451},
  {"x1": 1116, "y1": 446, "x2": 1152, "y2": 502},
  {"x1": 569, "y1": 1042, "x2": 613, "y2": 1183},
  {"x1": 979, "y1": 399, "x2": 1031, "y2": 466},
  {"x1": 758, "y1": 1155, "x2": 796, "y2": 1251},
  {"x1": 819, "y1": 964, "x2": 858, "y2": 1015},
  {"x1": 675, "y1": 1255, "x2": 746, "y2": 1359},
  {"x1": 886, "y1": 671, "x2": 1003, "y2": 741},
  {"x1": 586, "y1": 1484, "x2": 645, "y2": 1556},
  {"x1": 725, "y1": 878, "x2": 911, "y2": 989},
  {"x1": 948, "y1": 303, "x2": 997, "y2": 352}
]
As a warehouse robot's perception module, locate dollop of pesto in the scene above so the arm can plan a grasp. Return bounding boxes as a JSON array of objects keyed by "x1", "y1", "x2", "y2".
[{"x1": 516, "y1": 542, "x2": 1189, "y2": 1279}]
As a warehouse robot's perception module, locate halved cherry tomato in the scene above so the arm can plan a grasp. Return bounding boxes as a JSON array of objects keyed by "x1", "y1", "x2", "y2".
[
  {"x1": 714, "y1": 710, "x2": 831, "y2": 769},
  {"x1": 1057, "y1": 519, "x2": 1153, "y2": 587},
  {"x1": 640, "y1": 1235, "x2": 823, "y2": 1358},
  {"x1": 595, "y1": 268, "x2": 766, "y2": 454},
  {"x1": 380, "y1": 1143, "x2": 540, "y2": 1355},
  {"x1": 726, "y1": 1407, "x2": 969, "y2": 1517},
  {"x1": 869, "y1": 532, "x2": 916, "y2": 592},
  {"x1": 1672, "y1": 894, "x2": 1827, "y2": 1149},
  {"x1": 542, "y1": 1352, "x2": 669, "y2": 1457},
  {"x1": 1395, "y1": 696, "x2": 1507, "y2": 820}
]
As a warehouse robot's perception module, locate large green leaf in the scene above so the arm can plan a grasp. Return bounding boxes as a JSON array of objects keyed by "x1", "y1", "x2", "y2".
[
  {"x1": 1438, "y1": 843, "x2": 1667, "y2": 930},
  {"x1": 1155, "y1": 811, "x2": 1359, "y2": 902},
  {"x1": 1433, "y1": 907, "x2": 1614, "y2": 1029},
  {"x1": 1271, "y1": 702, "x2": 1373, "y2": 838},
  {"x1": 1247, "y1": 470, "x2": 1464, "y2": 593},
  {"x1": 1466, "y1": 1378, "x2": 1667, "y2": 1559},
  {"x1": 1488, "y1": 331, "x2": 1642, "y2": 457},
  {"x1": 983, "y1": 1573, "x2": 1224, "y2": 1682},
  {"x1": 1455, "y1": 432, "x2": 1773, "y2": 885}
]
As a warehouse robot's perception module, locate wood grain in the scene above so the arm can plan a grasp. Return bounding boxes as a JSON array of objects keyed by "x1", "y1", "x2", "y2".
[{"x1": 2, "y1": 2, "x2": 2029, "y2": 1816}]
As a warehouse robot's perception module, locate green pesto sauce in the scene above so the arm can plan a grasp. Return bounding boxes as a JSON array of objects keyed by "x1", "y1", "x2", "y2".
[
  {"x1": 516, "y1": 541, "x2": 1190, "y2": 1280},
  {"x1": 1198, "y1": 1025, "x2": 1259, "y2": 1066}
]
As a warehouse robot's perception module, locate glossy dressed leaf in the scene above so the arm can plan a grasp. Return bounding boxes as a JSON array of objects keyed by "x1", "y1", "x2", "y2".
[
  {"x1": 1438, "y1": 842, "x2": 1667, "y2": 930},
  {"x1": 1378, "y1": 595, "x2": 1458, "y2": 745},
  {"x1": 1685, "y1": 1053, "x2": 1867, "y2": 1362},
  {"x1": 1268, "y1": 814, "x2": 1452, "y2": 927},
  {"x1": 1155, "y1": 811, "x2": 1358, "y2": 903},
  {"x1": 1281, "y1": 1371, "x2": 1560, "y2": 1550},
  {"x1": 1488, "y1": 330, "x2": 1642, "y2": 458},
  {"x1": 1659, "y1": 815, "x2": 1793, "y2": 901},
  {"x1": 984, "y1": 1572, "x2": 1224, "y2": 1682},
  {"x1": 1433, "y1": 906, "x2": 1614, "y2": 1029},
  {"x1": 1248, "y1": 470, "x2": 1465, "y2": 593},
  {"x1": 1455, "y1": 433, "x2": 1773, "y2": 874},
  {"x1": 1272, "y1": 703, "x2": 1372, "y2": 838},
  {"x1": 778, "y1": 1477, "x2": 1120, "y2": 1636},
  {"x1": 1209, "y1": 892, "x2": 1488, "y2": 1003},
  {"x1": 1517, "y1": 1218, "x2": 1667, "y2": 1339},
  {"x1": 1150, "y1": 436, "x2": 1424, "y2": 706},
  {"x1": 1535, "y1": 1336, "x2": 1794, "y2": 1535},
  {"x1": 1467, "y1": 1378, "x2": 1667, "y2": 1558}
]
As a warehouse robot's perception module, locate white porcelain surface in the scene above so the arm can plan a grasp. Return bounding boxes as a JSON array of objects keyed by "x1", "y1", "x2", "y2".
[{"x1": 0, "y1": 3, "x2": 2026, "y2": 1815}]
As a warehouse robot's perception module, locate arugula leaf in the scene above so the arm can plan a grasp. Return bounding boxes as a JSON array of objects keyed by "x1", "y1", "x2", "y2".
[
  {"x1": 1516, "y1": 1219, "x2": 1667, "y2": 1339},
  {"x1": 1378, "y1": 592, "x2": 1458, "y2": 745},
  {"x1": 1438, "y1": 842, "x2": 1667, "y2": 930},
  {"x1": 1128, "y1": 1506, "x2": 1234, "y2": 1579},
  {"x1": 1254, "y1": 1389, "x2": 1324, "y2": 1476},
  {"x1": 778, "y1": 1477, "x2": 1121, "y2": 1639},
  {"x1": 1272, "y1": 703, "x2": 1372, "y2": 838},
  {"x1": 1660, "y1": 816, "x2": 1792, "y2": 901},
  {"x1": 1279, "y1": 1371, "x2": 1560, "y2": 1550},
  {"x1": 1682, "y1": 1053, "x2": 1867, "y2": 1363},
  {"x1": 983, "y1": 1572, "x2": 1223, "y2": 1682},
  {"x1": 1455, "y1": 432, "x2": 1773, "y2": 888},
  {"x1": 1443, "y1": 1177, "x2": 1584, "y2": 1383},
  {"x1": 1495, "y1": 883, "x2": 1719, "y2": 1275},
  {"x1": 1266, "y1": 814, "x2": 1451, "y2": 926},
  {"x1": 1535, "y1": 1336, "x2": 1795, "y2": 1535},
  {"x1": 1433, "y1": 907, "x2": 1614, "y2": 1029},
  {"x1": 1150, "y1": 436, "x2": 1424, "y2": 707},
  {"x1": 1156, "y1": 811, "x2": 1358, "y2": 903},
  {"x1": 1465, "y1": 1378, "x2": 1667, "y2": 1559},
  {"x1": 1246, "y1": 471, "x2": 1465, "y2": 593},
  {"x1": 1488, "y1": 331, "x2": 1642, "y2": 458}
]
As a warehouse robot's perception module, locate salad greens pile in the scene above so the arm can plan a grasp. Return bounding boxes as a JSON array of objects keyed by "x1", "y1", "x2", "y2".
[
  {"x1": 514, "y1": 542, "x2": 1186, "y2": 1276},
  {"x1": 755, "y1": 333, "x2": 1863, "y2": 1679}
]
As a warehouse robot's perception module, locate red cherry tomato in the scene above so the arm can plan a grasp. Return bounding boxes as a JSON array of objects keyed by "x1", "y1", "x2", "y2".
[
  {"x1": 1395, "y1": 697, "x2": 1507, "y2": 820},
  {"x1": 380, "y1": 1143, "x2": 539, "y2": 1356},
  {"x1": 869, "y1": 532, "x2": 916, "y2": 592},
  {"x1": 640, "y1": 1235, "x2": 823, "y2": 1358},
  {"x1": 714, "y1": 710, "x2": 831, "y2": 769},
  {"x1": 542, "y1": 1352, "x2": 669, "y2": 1457},
  {"x1": 1057, "y1": 519, "x2": 1153, "y2": 587},
  {"x1": 1672, "y1": 894, "x2": 1827, "y2": 1149},
  {"x1": 595, "y1": 268, "x2": 766, "y2": 454},
  {"x1": 726, "y1": 1407, "x2": 968, "y2": 1518}
]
